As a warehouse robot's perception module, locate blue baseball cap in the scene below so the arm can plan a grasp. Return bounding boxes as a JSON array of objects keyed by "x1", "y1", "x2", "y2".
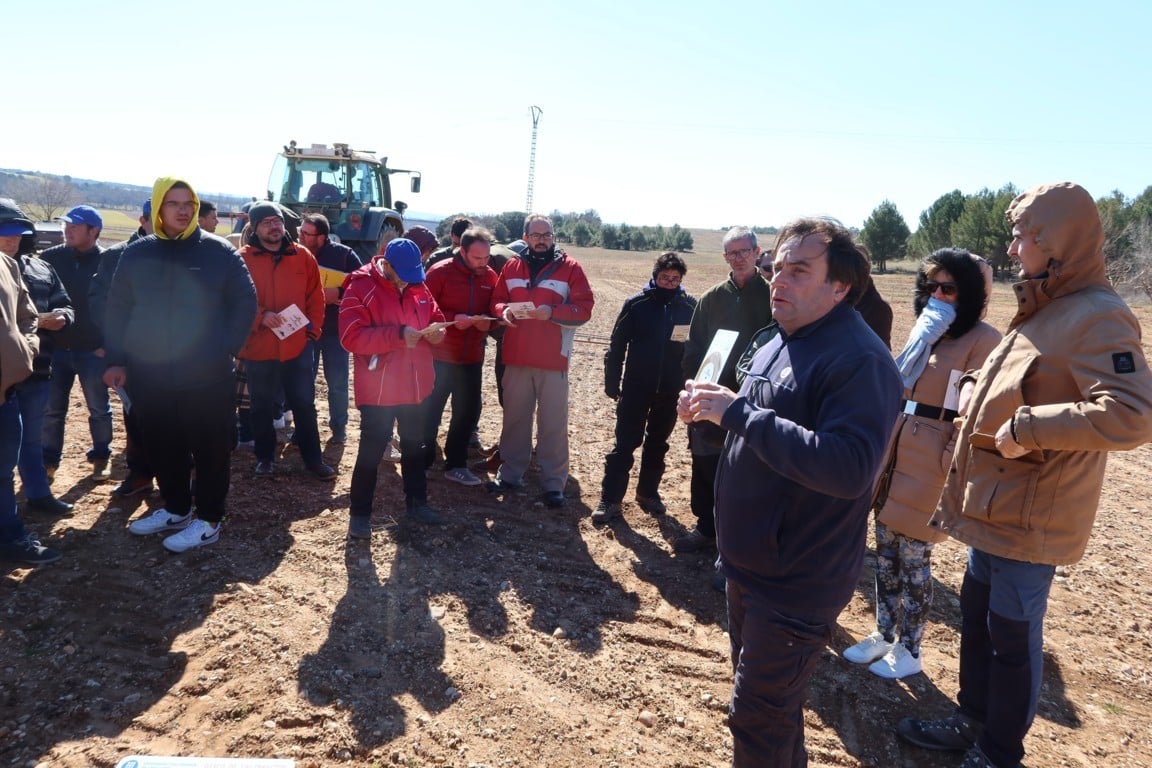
[
  {"x1": 56, "y1": 205, "x2": 103, "y2": 229},
  {"x1": 0, "y1": 221, "x2": 33, "y2": 236},
  {"x1": 383, "y1": 238, "x2": 426, "y2": 283}
]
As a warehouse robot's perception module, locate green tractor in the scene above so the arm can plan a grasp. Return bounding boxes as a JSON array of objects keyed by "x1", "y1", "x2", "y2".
[{"x1": 267, "y1": 140, "x2": 422, "y2": 260}]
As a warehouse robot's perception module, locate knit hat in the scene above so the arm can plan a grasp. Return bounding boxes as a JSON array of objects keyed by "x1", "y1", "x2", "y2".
[
  {"x1": 383, "y1": 238, "x2": 426, "y2": 283},
  {"x1": 404, "y1": 225, "x2": 438, "y2": 255},
  {"x1": 248, "y1": 202, "x2": 283, "y2": 228}
]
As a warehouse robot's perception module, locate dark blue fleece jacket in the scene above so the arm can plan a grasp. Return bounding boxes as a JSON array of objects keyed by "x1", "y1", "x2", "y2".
[{"x1": 716, "y1": 301, "x2": 902, "y2": 620}]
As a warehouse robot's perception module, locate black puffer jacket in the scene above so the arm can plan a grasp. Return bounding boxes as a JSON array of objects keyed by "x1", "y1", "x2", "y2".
[
  {"x1": 103, "y1": 230, "x2": 256, "y2": 391},
  {"x1": 604, "y1": 281, "x2": 697, "y2": 398},
  {"x1": 16, "y1": 256, "x2": 73, "y2": 380},
  {"x1": 40, "y1": 243, "x2": 104, "y2": 351}
]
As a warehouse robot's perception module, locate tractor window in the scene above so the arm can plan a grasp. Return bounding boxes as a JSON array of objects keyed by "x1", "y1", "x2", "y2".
[{"x1": 351, "y1": 162, "x2": 382, "y2": 206}]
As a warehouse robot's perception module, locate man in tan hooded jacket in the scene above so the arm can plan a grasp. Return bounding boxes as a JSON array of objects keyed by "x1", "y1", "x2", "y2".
[{"x1": 898, "y1": 182, "x2": 1152, "y2": 768}]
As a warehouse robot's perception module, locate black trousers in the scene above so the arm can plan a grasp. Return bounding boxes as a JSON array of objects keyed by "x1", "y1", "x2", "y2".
[
  {"x1": 351, "y1": 403, "x2": 427, "y2": 517},
  {"x1": 600, "y1": 390, "x2": 678, "y2": 504},
  {"x1": 132, "y1": 377, "x2": 235, "y2": 524},
  {"x1": 424, "y1": 361, "x2": 483, "y2": 470}
]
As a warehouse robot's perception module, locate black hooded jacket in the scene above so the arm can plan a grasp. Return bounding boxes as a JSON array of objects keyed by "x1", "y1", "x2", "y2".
[{"x1": 604, "y1": 281, "x2": 697, "y2": 398}]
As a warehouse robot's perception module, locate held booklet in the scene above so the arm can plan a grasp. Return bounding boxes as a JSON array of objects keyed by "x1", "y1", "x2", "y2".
[
  {"x1": 270, "y1": 304, "x2": 309, "y2": 340},
  {"x1": 694, "y1": 329, "x2": 740, "y2": 385}
]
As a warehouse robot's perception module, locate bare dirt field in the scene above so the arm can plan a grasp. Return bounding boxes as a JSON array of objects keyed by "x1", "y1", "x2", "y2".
[{"x1": 4, "y1": 235, "x2": 1152, "y2": 768}]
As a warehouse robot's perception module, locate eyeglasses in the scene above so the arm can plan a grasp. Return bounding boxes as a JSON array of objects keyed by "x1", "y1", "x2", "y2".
[
  {"x1": 526, "y1": 231, "x2": 554, "y2": 241},
  {"x1": 724, "y1": 248, "x2": 755, "y2": 261},
  {"x1": 299, "y1": 230, "x2": 323, "y2": 238},
  {"x1": 921, "y1": 280, "x2": 958, "y2": 297},
  {"x1": 654, "y1": 272, "x2": 683, "y2": 286}
]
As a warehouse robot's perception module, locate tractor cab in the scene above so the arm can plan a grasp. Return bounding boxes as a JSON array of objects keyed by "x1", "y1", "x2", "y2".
[{"x1": 267, "y1": 141, "x2": 421, "y2": 259}]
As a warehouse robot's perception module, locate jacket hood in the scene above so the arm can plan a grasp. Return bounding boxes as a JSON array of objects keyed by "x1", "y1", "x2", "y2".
[
  {"x1": 1006, "y1": 183, "x2": 1106, "y2": 321},
  {"x1": 151, "y1": 176, "x2": 200, "y2": 240},
  {"x1": 913, "y1": 248, "x2": 987, "y2": 339}
]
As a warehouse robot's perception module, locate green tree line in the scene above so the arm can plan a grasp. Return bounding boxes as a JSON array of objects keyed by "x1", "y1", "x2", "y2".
[
  {"x1": 859, "y1": 185, "x2": 1152, "y2": 299},
  {"x1": 436, "y1": 209, "x2": 694, "y2": 252}
]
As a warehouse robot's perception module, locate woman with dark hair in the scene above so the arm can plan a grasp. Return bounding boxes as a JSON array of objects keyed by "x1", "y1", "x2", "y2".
[{"x1": 844, "y1": 248, "x2": 1002, "y2": 679}]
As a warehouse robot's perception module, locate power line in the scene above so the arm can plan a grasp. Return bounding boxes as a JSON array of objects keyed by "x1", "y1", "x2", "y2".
[{"x1": 525, "y1": 106, "x2": 543, "y2": 212}]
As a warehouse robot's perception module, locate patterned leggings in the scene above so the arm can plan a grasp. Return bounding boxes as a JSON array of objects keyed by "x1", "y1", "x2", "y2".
[{"x1": 874, "y1": 520, "x2": 935, "y2": 656}]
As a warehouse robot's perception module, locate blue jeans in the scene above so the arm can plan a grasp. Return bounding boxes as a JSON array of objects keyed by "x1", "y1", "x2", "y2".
[
  {"x1": 958, "y1": 548, "x2": 1055, "y2": 768},
  {"x1": 1, "y1": 396, "x2": 27, "y2": 543},
  {"x1": 313, "y1": 333, "x2": 350, "y2": 431},
  {"x1": 245, "y1": 346, "x2": 323, "y2": 465},
  {"x1": 41, "y1": 348, "x2": 112, "y2": 465},
  {"x1": 15, "y1": 378, "x2": 52, "y2": 500}
]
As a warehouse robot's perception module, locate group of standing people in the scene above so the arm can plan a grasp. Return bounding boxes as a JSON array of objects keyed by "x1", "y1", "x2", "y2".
[{"x1": 4, "y1": 180, "x2": 1152, "y2": 768}]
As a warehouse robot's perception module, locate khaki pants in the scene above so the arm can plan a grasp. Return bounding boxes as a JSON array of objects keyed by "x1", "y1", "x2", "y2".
[{"x1": 496, "y1": 365, "x2": 569, "y2": 493}]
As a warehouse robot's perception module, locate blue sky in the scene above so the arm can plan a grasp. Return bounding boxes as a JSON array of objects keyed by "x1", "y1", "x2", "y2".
[{"x1": 5, "y1": 0, "x2": 1149, "y2": 230}]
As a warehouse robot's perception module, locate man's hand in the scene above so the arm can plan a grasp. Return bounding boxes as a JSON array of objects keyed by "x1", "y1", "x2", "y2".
[
  {"x1": 688, "y1": 381, "x2": 738, "y2": 426},
  {"x1": 526, "y1": 304, "x2": 553, "y2": 321},
  {"x1": 425, "y1": 328, "x2": 446, "y2": 345},
  {"x1": 261, "y1": 310, "x2": 284, "y2": 329},
  {"x1": 501, "y1": 307, "x2": 518, "y2": 327},
  {"x1": 453, "y1": 314, "x2": 473, "y2": 330},
  {"x1": 103, "y1": 366, "x2": 127, "y2": 388},
  {"x1": 994, "y1": 417, "x2": 1029, "y2": 459},
  {"x1": 677, "y1": 380, "x2": 696, "y2": 424},
  {"x1": 37, "y1": 310, "x2": 67, "y2": 331},
  {"x1": 402, "y1": 326, "x2": 422, "y2": 348},
  {"x1": 323, "y1": 287, "x2": 340, "y2": 305}
]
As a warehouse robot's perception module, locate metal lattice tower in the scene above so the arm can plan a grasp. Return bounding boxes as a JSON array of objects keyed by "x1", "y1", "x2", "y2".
[{"x1": 525, "y1": 106, "x2": 543, "y2": 212}]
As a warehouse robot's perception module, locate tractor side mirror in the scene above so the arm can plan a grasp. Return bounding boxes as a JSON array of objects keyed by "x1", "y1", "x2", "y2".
[{"x1": 410, "y1": 176, "x2": 421, "y2": 194}]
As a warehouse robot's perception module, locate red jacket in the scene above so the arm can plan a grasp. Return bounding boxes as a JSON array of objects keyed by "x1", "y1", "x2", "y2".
[
  {"x1": 238, "y1": 239, "x2": 324, "y2": 361},
  {"x1": 492, "y1": 250, "x2": 594, "y2": 372},
  {"x1": 424, "y1": 256, "x2": 498, "y2": 365},
  {"x1": 338, "y1": 261, "x2": 445, "y2": 407}
]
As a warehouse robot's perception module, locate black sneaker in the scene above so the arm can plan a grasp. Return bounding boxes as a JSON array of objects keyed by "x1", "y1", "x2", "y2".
[
  {"x1": 254, "y1": 461, "x2": 275, "y2": 477},
  {"x1": 635, "y1": 494, "x2": 666, "y2": 515},
  {"x1": 409, "y1": 501, "x2": 442, "y2": 525},
  {"x1": 0, "y1": 533, "x2": 62, "y2": 565},
  {"x1": 112, "y1": 475, "x2": 155, "y2": 497},
  {"x1": 897, "y1": 712, "x2": 983, "y2": 752},
  {"x1": 958, "y1": 745, "x2": 998, "y2": 768},
  {"x1": 25, "y1": 495, "x2": 74, "y2": 515},
  {"x1": 541, "y1": 491, "x2": 565, "y2": 509},
  {"x1": 485, "y1": 479, "x2": 521, "y2": 494},
  {"x1": 306, "y1": 461, "x2": 338, "y2": 480},
  {"x1": 348, "y1": 516, "x2": 372, "y2": 539},
  {"x1": 673, "y1": 528, "x2": 715, "y2": 553},
  {"x1": 590, "y1": 501, "x2": 621, "y2": 525}
]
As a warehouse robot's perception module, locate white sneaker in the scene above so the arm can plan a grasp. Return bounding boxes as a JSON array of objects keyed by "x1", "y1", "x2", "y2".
[
  {"x1": 128, "y1": 508, "x2": 192, "y2": 536},
  {"x1": 444, "y1": 467, "x2": 482, "y2": 486},
  {"x1": 162, "y1": 519, "x2": 221, "y2": 553},
  {"x1": 869, "y1": 643, "x2": 923, "y2": 679},
  {"x1": 843, "y1": 631, "x2": 895, "y2": 664},
  {"x1": 383, "y1": 441, "x2": 402, "y2": 463}
]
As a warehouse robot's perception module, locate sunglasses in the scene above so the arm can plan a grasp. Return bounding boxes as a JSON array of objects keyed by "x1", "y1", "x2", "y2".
[{"x1": 921, "y1": 280, "x2": 958, "y2": 297}]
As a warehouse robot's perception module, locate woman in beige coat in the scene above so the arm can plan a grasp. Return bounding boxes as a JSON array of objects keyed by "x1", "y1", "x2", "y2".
[{"x1": 844, "y1": 249, "x2": 1000, "y2": 679}]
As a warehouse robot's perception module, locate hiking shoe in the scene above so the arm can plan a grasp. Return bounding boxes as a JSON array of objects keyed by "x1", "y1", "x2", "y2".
[
  {"x1": 673, "y1": 528, "x2": 715, "y2": 553},
  {"x1": 590, "y1": 501, "x2": 622, "y2": 525},
  {"x1": 0, "y1": 533, "x2": 62, "y2": 565},
  {"x1": 113, "y1": 475, "x2": 155, "y2": 497},
  {"x1": 162, "y1": 519, "x2": 220, "y2": 553},
  {"x1": 254, "y1": 461, "x2": 275, "y2": 477},
  {"x1": 635, "y1": 494, "x2": 666, "y2": 515},
  {"x1": 91, "y1": 458, "x2": 112, "y2": 481},
  {"x1": 409, "y1": 501, "x2": 442, "y2": 525},
  {"x1": 870, "y1": 643, "x2": 923, "y2": 679},
  {"x1": 45, "y1": 464, "x2": 57, "y2": 483},
  {"x1": 897, "y1": 712, "x2": 983, "y2": 752},
  {"x1": 958, "y1": 745, "x2": 998, "y2": 768},
  {"x1": 444, "y1": 467, "x2": 482, "y2": 486},
  {"x1": 541, "y1": 491, "x2": 565, "y2": 508},
  {"x1": 383, "y1": 441, "x2": 402, "y2": 463},
  {"x1": 128, "y1": 508, "x2": 192, "y2": 536},
  {"x1": 306, "y1": 461, "x2": 338, "y2": 480},
  {"x1": 25, "y1": 495, "x2": 74, "y2": 515},
  {"x1": 485, "y1": 479, "x2": 521, "y2": 494},
  {"x1": 329, "y1": 428, "x2": 346, "y2": 444},
  {"x1": 843, "y1": 631, "x2": 895, "y2": 664},
  {"x1": 348, "y1": 516, "x2": 372, "y2": 539}
]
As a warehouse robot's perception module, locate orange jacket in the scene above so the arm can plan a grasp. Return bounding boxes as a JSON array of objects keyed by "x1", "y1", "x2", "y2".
[{"x1": 237, "y1": 238, "x2": 324, "y2": 361}]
